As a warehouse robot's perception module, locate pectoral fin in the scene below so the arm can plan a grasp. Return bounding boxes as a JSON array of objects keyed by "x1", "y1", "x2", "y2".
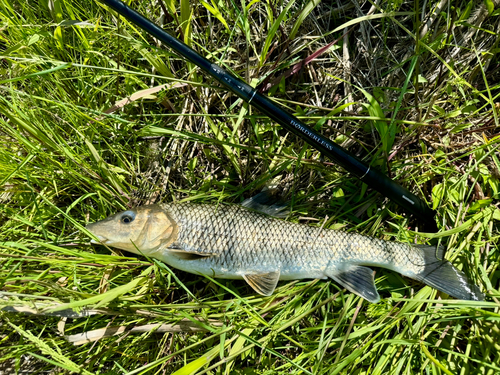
[
  {"x1": 167, "y1": 248, "x2": 214, "y2": 260},
  {"x1": 242, "y1": 271, "x2": 280, "y2": 296},
  {"x1": 326, "y1": 265, "x2": 380, "y2": 303}
]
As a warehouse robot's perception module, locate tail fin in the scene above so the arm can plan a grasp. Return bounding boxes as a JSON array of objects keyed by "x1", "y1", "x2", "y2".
[{"x1": 414, "y1": 245, "x2": 484, "y2": 301}]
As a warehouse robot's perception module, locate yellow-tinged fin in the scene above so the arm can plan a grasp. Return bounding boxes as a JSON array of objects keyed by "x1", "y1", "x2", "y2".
[
  {"x1": 326, "y1": 265, "x2": 380, "y2": 303},
  {"x1": 242, "y1": 271, "x2": 280, "y2": 296},
  {"x1": 167, "y1": 249, "x2": 214, "y2": 260}
]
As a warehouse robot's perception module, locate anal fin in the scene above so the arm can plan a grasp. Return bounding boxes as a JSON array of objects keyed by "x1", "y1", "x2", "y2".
[
  {"x1": 242, "y1": 271, "x2": 280, "y2": 296},
  {"x1": 326, "y1": 265, "x2": 380, "y2": 303}
]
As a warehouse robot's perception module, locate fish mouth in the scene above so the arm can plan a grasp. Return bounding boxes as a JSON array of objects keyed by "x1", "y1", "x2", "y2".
[{"x1": 90, "y1": 235, "x2": 109, "y2": 245}]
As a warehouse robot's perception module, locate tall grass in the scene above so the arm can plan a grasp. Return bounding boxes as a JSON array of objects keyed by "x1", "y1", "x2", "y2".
[{"x1": 1, "y1": 0, "x2": 499, "y2": 374}]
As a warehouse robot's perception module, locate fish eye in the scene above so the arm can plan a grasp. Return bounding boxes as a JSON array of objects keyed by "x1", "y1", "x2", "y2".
[{"x1": 120, "y1": 211, "x2": 136, "y2": 224}]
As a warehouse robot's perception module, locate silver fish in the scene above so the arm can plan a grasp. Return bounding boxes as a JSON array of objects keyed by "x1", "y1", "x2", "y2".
[{"x1": 86, "y1": 199, "x2": 484, "y2": 302}]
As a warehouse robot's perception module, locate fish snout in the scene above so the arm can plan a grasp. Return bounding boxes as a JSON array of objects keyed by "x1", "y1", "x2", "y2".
[{"x1": 86, "y1": 223, "x2": 109, "y2": 244}]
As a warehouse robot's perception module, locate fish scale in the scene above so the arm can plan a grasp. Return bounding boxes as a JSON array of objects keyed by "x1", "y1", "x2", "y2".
[
  {"x1": 86, "y1": 201, "x2": 485, "y2": 302},
  {"x1": 162, "y1": 203, "x2": 424, "y2": 279}
]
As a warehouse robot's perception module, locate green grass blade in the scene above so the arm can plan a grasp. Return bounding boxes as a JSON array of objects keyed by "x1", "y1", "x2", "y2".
[
  {"x1": 260, "y1": 0, "x2": 296, "y2": 66},
  {"x1": 171, "y1": 345, "x2": 220, "y2": 375},
  {"x1": 289, "y1": 0, "x2": 321, "y2": 40}
]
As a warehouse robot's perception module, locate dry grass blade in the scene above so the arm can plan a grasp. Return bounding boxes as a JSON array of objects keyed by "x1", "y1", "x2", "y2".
[
  {"x1": 66, "y1": 320, "x2": 223, "y2": 345},
  {"x1": 103, "y1": 82, "x2": 188, "y2": 115}
]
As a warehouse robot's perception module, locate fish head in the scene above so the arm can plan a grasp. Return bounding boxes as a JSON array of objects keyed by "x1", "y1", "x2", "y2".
[{"x1": 86, "y1": 205, "x2": 177, "y2": 255}]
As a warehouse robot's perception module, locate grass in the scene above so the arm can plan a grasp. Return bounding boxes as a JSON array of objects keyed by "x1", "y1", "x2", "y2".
[{"x1": 1, "y1": 0, "x2": 499, "y2": 374}]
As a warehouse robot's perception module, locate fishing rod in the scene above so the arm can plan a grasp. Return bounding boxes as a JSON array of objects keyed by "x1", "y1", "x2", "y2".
[{"x1": 99, "y1": 0, "x2": 438, "y2": 232}]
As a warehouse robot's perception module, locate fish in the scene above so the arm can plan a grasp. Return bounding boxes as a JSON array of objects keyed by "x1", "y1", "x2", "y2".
[{"x1": 86, "y1": 197, "x2": 484, "y2": 302}]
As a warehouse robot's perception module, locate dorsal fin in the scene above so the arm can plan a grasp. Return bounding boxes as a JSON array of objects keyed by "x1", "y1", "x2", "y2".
[{"x1": 241, "y1": 190, "x2": 289, "y2": 218}]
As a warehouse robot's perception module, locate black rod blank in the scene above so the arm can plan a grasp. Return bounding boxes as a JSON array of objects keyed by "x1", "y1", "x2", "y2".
[{"x1": 99, "y1": 0, "x2": 438, "y2": 232}]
